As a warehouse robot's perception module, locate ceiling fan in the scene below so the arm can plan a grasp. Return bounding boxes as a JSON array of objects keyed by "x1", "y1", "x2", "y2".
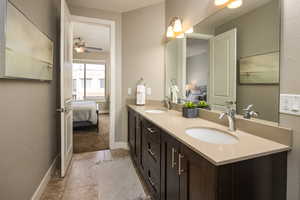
[{"x1": 73, "y1": 37, "x2": 103, "y2": 53}]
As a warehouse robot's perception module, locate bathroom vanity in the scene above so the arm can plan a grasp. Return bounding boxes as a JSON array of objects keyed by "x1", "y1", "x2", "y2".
[{"x1": 128, "y1": 105, "x2": 289, "y2": 200}]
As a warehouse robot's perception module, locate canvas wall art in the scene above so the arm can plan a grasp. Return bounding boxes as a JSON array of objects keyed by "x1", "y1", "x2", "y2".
[
  {"x1": 0, "y1": 1, "x2": 54, "y2": 80},
  {"x1": 239, "y1": 52, "x2": 279, "y2": 84}
]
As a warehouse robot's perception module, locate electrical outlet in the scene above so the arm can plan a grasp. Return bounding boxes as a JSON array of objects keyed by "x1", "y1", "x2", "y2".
[
  {"x1": 128, "y1": 88, "x2": 132, "y2": 96},
  {"x1": 147, "y1": 88, "x2": 152, "y2": 96}
]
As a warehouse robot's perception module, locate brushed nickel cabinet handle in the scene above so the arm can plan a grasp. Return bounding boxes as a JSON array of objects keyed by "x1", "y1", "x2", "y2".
[
  {"x1": 178, "y1": 153, "x2": 184, "y2": 176},
  {"x1": 171, "y1": 148, "x2": 176, "y2": 168},
  {"x1": 147, "y1": 127, "x2": 156, "y2": 134},
  {"x1": 148, "y1": 148, "x2": 155, "y2": 157},
  {"x1": 148, "y1": 176, "x2": 157, "y2": 192}
]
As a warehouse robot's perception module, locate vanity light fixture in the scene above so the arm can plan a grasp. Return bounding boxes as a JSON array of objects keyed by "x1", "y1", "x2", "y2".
[
  {"x1": 214, "y1": 0, "x2": 242, "y2": 9},
  {"x1": 227, "y1": 0, "x2": 243, "y2": 9},
  {"x1": 166, "y1": 25, "x2": 175, "y2": 38},
  {"x1": 215, "y1": 0, "x2": 230, "y2": 6},
  {"x1": 166, "y1": 17, "x2": 183, "y2": 38},
  {"x1": 173, "y1": 18, "x2": 183, "y2": 33}
]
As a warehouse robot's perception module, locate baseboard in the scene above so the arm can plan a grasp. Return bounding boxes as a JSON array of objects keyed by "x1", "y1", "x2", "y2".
[
  {"x1": 31, "y1": 156, "x2": 58, "y2": 200},
  {"x1": 111, "y1": 142, "x2": 129, "y2": 150}
]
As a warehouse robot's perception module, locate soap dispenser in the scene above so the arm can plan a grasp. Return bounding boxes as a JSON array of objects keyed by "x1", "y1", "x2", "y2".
[{"x1": 136, "y1": 78, "x2": 146, "y2": 106}]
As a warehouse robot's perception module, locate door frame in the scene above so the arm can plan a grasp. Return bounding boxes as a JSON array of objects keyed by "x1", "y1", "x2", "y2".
[{"x1": 71, "y1": 15, "x2": 117, "y2": 149}]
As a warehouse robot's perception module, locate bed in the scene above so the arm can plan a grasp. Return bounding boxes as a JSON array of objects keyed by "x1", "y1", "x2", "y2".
[{"x1": 72, "y1": 101, "x2": 99, "y2": 130}]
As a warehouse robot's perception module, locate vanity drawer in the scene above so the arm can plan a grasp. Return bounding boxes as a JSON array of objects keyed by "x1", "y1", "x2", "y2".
[
  {"x1": 145, "y1": 165, "x2": 161, "y2": 200},
  {"x1": 144, "y1": 137, "x2": 161, "y2": 170},
  {"x1": 142, "y1": 119, "x2": 161, "y2": 143}
]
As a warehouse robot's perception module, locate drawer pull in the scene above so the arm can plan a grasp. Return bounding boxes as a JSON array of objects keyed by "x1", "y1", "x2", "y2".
[
  {"x1": 147, "y1": 127, "x2": 156, "y2": 134},
  {"x1": 178, "y1": 153, "x2": 184, "y2": 176},
  {"x1": 148, "y1": 148, "x2": 155, "y2": 157},
  {"x1": 171, "y1": 148, "x2": 176, "y2": 168},
  {"x1": 148, "y1": 176, "x2": 157, "y2": 192}
]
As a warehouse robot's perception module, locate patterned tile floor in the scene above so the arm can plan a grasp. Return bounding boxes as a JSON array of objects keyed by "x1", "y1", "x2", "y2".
[{"x1": 41, "y1": 149, "x2": 150, "y2": 200}]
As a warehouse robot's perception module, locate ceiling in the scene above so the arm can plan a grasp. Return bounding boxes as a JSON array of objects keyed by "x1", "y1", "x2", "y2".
[
  {"x1": 67, "y1": 0, "x2": 164, "y2": 13},
  {"x1": 73, "y1": 22, "x2": 110, "y2": 53}
]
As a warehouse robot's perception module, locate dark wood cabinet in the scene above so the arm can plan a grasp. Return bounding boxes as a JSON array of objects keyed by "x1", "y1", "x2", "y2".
[
  {"x1": 128, "y1": 107, "x2": 288, "y2": 200},
  {"x1": 128, "y1": 108, "x2": 142, "y2": 166},
  {"x1": 141, "y1": 117, "x2": 162, "y2": 199},
  {"x1": 161, "y1": 133, "x2": 181, "y2": 200},
  {"x1": 179, "y1": 145, "x2": 217, "y2": 200},
  {"x1": 128, "y1": 108, "x2": 136, "y2": 156}
]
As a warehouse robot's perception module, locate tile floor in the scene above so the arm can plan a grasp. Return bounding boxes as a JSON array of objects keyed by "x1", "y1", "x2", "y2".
[{"x1": 41, "y1": 149, "x2": 150, "y2": 200}]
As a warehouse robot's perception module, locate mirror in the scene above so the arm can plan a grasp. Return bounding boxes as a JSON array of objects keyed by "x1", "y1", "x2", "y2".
[{"x1": 165, "y1": 0, "x2": 281, "y2": 122}]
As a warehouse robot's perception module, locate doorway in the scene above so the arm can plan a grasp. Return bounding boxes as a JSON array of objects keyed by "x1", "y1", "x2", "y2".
[{"x1": 70, "y1": 17, "x2": 115, "y2": 153}]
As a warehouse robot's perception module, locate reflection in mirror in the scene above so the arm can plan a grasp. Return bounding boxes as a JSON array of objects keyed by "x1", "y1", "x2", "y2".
[{"x1": 165, "y1": 0, "x2": 280, "y2": 122}]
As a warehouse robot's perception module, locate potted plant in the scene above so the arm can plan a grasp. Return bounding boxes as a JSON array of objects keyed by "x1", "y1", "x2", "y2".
[
  {"x1": 197, "y1": 101, "x2": 210, "y2": 110},
  {"x1": 182, "y1": 101, "x2": 199, "y2": 118}
]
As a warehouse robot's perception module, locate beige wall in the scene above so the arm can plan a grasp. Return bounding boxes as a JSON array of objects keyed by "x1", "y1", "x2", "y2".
[
  {"x1": 166, "y1": 0, "x2": 300, "y2": 199},
  {"x1": 122, "y1": 3, "x2": 165, "y2": 141},
  {"x1": 0, "y1": 0, "x2": 59, "y2": 199},
  {"x1": 69, "y1": 6, "x2": 124, "y2": 141},
  {"x1": 280, "y1": 0, "x2": 300, "y2": 199}
]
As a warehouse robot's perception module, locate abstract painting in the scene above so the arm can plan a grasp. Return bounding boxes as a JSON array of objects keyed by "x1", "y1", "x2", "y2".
[
  {"x1": 2, "y1": 2, "x2": 54, "y2": 80},
  {"x1": 239, "y1": 52, "x2": 279, "y2": 84}
]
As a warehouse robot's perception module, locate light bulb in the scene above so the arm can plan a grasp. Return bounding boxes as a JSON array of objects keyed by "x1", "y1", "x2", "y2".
[
  {"x1": 185, "y1": 27, "x2": 194, "y2": 34},
  {"x1": 173, "y1": 18, "x2": 183, "y2": 33},
  {"x1": 227, "y1": 0, "x2": 242, "y2": 9},
  {"x1": 166, "y1": 25, "x2": 174, "y2": 38},
  {"x1": 215, "y1": 0, "x2": 229, "y2": 6},
  {"x1": 176, "y1": 33, "x2": 184, "y2": 39}
]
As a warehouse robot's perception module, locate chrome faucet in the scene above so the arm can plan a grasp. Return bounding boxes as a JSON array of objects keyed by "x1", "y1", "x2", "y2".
[
  {"x1": 219, "y1": 106, "x2": 236, "y2": 132},
  {"x1": 164, "y1": 97, "x2": 172, "y2": 110},
  {"x1": 243, "y1": 104, "x2": 259, "y2": 119}
]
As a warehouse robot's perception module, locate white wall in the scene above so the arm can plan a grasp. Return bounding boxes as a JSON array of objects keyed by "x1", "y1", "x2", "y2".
[{"x1": 122, "y1": 3, "x2": 165, "y2": 141}]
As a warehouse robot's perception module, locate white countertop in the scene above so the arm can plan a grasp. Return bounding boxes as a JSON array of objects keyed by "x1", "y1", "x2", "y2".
[{"x1": 128, "y1": 105, "x2": 290, "y2": 166}]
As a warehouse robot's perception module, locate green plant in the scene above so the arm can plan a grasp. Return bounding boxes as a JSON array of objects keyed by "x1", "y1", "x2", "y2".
[
  {"x1": 197, "y1": 101, "x2": 209, "y2": 108},
  {"x1": 184, "y1": 101, "x2": 197, "y2": 109}
]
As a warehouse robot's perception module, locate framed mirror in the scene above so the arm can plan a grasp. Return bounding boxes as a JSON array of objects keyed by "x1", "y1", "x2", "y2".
[{"x1": 165, "y1": 0, "x2": 281, "y2": 122}]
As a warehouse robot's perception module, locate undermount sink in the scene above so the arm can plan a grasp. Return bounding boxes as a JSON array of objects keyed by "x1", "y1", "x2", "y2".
[
  {"x1": 185, "y1": 128, "x2": 238, "y2": 145},
  {"x1": 145, "y1": 109, "x2": 165, "y2": 114}
]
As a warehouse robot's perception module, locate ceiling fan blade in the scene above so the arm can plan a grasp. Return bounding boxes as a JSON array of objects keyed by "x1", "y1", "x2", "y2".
[{"x1": 85, "y1": 46, "x2": 103, "y2": 51}]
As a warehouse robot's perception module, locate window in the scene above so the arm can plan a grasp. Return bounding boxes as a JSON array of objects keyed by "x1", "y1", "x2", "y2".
[
  {"x1": 72, "y1": 62, "x2": 106, "y2": 100},
  {"x1": 99, "y1": 79, "x2": 105, "y2": 89},
  {"x1": 72, "y1": 79, "x2": 77, "y2": 93}
]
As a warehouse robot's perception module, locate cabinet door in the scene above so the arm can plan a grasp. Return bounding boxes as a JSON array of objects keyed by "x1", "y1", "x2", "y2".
[
  {"x1": 128, "y1": 109, "x2": 136, "y2": 156},
  {"x1": 135, "y1": 114, "x2": 142, "y2": 166},
  {"x1": 161, "y1": 133, "x2": 181, "y2": 200},
  {"x1": 179, "y1": 145, "x2": 217, "y2": 200}
]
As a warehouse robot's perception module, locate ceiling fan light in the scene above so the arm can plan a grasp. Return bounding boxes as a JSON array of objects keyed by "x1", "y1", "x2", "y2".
[
  {"x1": 166, "y1": 25, "x2": 175, "y2": 38},
  {"x1": 227, "y1": 0, "x2": 243, "y2": 9},
  {"x1": 75, "y1": 46, "x2": 84, "y2": 53},
  {"x1": 173, "y1": 18, "x2": 183, "y2": 33},
  {"x1": 215, "y1": 0, "x2": 229, "y2": 6}
]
